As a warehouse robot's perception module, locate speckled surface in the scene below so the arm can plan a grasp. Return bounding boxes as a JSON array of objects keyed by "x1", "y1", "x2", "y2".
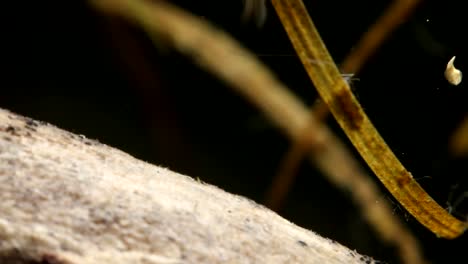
[{"x1": 0, "y1": 108, "x2": 375, "y2": 264}]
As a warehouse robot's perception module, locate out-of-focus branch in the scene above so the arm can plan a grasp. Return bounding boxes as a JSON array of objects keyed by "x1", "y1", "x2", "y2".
[
  {"x1": 450, "y1": 115, "x2": 468, "y2": 156},
  {"x1": 265, "y1": 108, "x2": 324, "y2": 210},
  {"x1": 88, "y1": 0, "x2": 425, "y2": 263}
]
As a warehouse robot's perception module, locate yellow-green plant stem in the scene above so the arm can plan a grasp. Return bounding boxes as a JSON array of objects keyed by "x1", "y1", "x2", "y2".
[{"x1": 271, "y1": 0, "x2": 467, "y2": 239}]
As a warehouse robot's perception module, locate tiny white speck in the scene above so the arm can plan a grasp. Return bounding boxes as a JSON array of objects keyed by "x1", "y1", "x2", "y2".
[{"x1": 426, "y1": 19, "x2": 430, "y2": 22}]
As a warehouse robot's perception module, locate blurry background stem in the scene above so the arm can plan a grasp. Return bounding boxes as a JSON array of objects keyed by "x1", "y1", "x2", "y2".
[{"x1": 90, "y1": 0, "x2": 426, "y2": 263}]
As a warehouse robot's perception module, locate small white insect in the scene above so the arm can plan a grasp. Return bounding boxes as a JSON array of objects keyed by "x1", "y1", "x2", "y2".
[{"x1": 445, "y1": 56, "x2": 462, "y2": 85}]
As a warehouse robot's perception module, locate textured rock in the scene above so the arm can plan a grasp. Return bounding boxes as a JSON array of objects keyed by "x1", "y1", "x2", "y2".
[{"x1": 0, "y1": 108, "x2": 374, "y2": 263}]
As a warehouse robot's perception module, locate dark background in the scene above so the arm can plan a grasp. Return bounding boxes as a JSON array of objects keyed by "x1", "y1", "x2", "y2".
[{"x1": 1, "y1": 1, "x2": 467, "y2": 263}]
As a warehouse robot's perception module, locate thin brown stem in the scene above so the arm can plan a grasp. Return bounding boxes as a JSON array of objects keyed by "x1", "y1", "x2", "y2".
[
  {"x1": 271, "y1": 0, "x2": 466, "y2": 239},
  {"x1": 267, "y1": 0, "x2": 422, "y2": 223}
]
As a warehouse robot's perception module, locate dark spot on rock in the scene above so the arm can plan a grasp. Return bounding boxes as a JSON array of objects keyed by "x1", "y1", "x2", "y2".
[
  {"x1": 26, "y1": 118, "x2": 42, "y2": 127},
  {"x1": 297, "y1": 240, "x2": 307, "y2": 247},
  {"x1": 24, "y1": 118, "x2": 43, "y2": 132},
  {"x1": 227, "y1": 210, "x2": 232, "y2": 213},
  {"x1": 0, "y1": 249, "x2": 68, "y2": 264},
  {"x1": 68, "y1": 134, "x2": 79, "y2": 141},
  {"x1": 67, "y1": 133, "x2": 94, "y2": 146},
  {"x1": 68, "y1": 133, "x2": 98, "y2": 146},
  {"x1": 332, "y1": 89, "x2": 364, "y2": 130},
  {"x1": 97, "y1": 153, "x2": 106, "y2": 160},
  {"x1": 4, "y1": 125, "x2": 20, "y2": 136},
  {"x1": 3, "y1": 136, "x2": 12, "y2": 142},
  {"x1": 82, "y1": 137, "x2": 98, "y2": 146},
  {"x1": 26, "y1": 119, "x2": 36, "y2": 126},
  {"x1": 40, "y1": 253, "x2": 68, "y2": 264},
  {"x1": 6, "y1": 126, "x2": 15, "y2": 133}
]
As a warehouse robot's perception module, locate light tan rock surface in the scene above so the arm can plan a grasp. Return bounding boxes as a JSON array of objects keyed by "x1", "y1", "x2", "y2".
[{"x1": 0, "y1": 108, "x2": 375, "y2": 263}]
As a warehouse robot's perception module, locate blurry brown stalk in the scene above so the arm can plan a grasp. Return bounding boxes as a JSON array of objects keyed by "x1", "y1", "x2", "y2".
[
  {"x1": 89, "y1": 0, "x2": 426, "y2": 263},
  {"x1": 450, "y1": 115, "x2": 468, "y2": 157}
]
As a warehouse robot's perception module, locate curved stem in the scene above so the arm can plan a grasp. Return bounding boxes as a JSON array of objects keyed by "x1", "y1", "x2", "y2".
[{"x1": 271, "y1": 0, "x2": 467, "y2": 239}]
